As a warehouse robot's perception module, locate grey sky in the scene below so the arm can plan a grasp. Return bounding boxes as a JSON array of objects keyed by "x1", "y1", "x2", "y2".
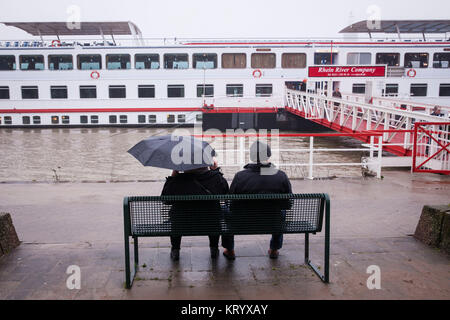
[{"x1": 0, "y1": 0, "x2": 449, "y2": 39}]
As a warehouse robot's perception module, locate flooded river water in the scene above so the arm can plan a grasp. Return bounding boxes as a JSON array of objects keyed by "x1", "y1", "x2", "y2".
[{"x1": 0, "y1": 127, "x2": 367, "y2": 183}]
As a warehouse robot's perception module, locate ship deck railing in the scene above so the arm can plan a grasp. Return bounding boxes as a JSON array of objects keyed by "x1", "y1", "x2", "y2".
[{"x1": 1, "y1": 35, "x2": 450, "y2": 49}]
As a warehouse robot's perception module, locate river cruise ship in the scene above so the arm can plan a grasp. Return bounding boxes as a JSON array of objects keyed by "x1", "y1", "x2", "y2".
[{"x1": 0, "y1": 20, "x2": 449, "y2": 127}]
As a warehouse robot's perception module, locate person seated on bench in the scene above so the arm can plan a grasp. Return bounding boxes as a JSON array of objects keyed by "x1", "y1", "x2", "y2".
[
  {"x1": 222, "y1": 141, "x2": 292, "y2": 260},
  {"x1": 161, "y1": 159, "x2": 229, "y2": 261}
]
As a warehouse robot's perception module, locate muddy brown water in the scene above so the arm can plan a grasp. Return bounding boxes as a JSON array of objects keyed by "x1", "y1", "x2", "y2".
[{"x1": 0, "y1": 127, "x2": 367, "y2": 183}]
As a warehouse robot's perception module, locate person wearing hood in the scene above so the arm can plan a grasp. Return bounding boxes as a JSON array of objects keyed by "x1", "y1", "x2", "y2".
[
  {"x1": 222, "y1": 141, "x2": 292, "y2": 260},
  {"x1": 161, "y1": 159, "x2": 229, "y2": 261}
]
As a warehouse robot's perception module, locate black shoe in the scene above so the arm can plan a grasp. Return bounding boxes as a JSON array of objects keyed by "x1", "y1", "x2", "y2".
[
  {"x1": 210, "y1": 247, "x2": 219, "y2": 259},
  {"x1": 223, "y1": 249, "x2": 236, "y2": 261},
  {"x1": 170, "y1": 248, "x2": 180, "y2": 261},
  {"x1": 268, "y1": 249, "x2": 279, "y2": 259}
]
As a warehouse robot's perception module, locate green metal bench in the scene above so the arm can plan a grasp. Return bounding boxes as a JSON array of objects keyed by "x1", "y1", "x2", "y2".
[{"x1": 123, "y1": 194, "x2": 330, "y2": 289}]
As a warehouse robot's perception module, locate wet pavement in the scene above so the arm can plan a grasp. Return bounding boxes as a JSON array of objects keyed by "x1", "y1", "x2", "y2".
[{"x1": 0, "y1": 170, "x2": 449, "y2": 300}]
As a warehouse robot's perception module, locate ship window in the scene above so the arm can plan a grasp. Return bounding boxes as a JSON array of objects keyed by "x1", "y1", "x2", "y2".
[
  {"x1": 376, "y1": 53, "x2": 400, "y2": 66},
  {"x1": 138, "y1": 115, "x2": 146, "y2": 123},
  {"x1": 251, "y1": 53, "x2": 276, "y2": 69},
  {"x1": 62, "y1": 115, "x2": 70, "y2": 124},
  {"x1": 0, "y1": 55, "x2": 16, "y2": 70},
  {"x1": 314, "y1": 53, "x2": 337, "y2": 65},
  {"x1": 106, "y1": 54, "x2": 131, "y2": 70},
  {"x1": 433, "y1": 53, "x2": 450, "y2": 68},
  {"x1": 48, "y1": 55, "x2": 73, "y2": 70},
  {"x1": 119, "y1": 115, "x2": 128, "y2": 124},
  {"x1": 109, "y1": 115, "x2": 117, "y2": 124},
  {"x1": 80, "y1": 116, "x2": 88, "y2": 124},
  {"x1": 149, "y1": 115, "x2": 157, "y2": 123},
  {"x1": 164, "y1": 54, "x2": 188, "y2": 69},
  {"x1": 193, "y1": 53, "x2": 217, "y2": 69},
  {"x1": 77, "y1": 54, "x2": 102, "y2": 70},
  {"x1": 282, "y1": 53, "x2": 306, "y2": 68},
  {"x1": 90, "y1": 115, "x2": 99, "y2": 124},
  {"x1": 222, "y1": 53, "x2": 246, "y2": 69},
  {"x1": 167, "y1": 85, "x2": 184, "y2": 98},
  {"x1": 109, "y1": 85, "x2": 126, "y2": 99},
  {"x1": 197, "y1": 84, "x2": 214, "y2": 97},
  {"x1": 138, "y1": 85, "x2": 155, "y2": 98},
  {"x1": 167, "y1": 114, "x2": 175, "y2": 123},
  {"x1": 196, "y1": 114, "x2": 203, "y2": 122},
  {"x1": 226, "y1": 84, "x2": 243, "y2": 97},
  {"x1": 256, "y1": 84, "x2": 273, "y2": 97},
  {"x1": 384, "y1": 84, "x2": 399, "y2": 97},
  {"x1": 347, "y1": 53, "x2": 371, "y2": 65},
  {"x1": 80, "y1": 86, "x2": 97, "y2": 99},
  {"x1": 32, "y1": 116, "x2": 41, "y2": 124},
  {"x1": 22, "y1": 116, "x2": 31, "y2": 125},
  {"x1": 51, "y1": 116, "x2": 59, "y2": 124},
  {"x1": 177, "y1": 114, "x2": 186, "y2": 123},
  {"x1": 410, "y1": 83, "x2": 427, "y2": 97},
  {"x1": 19, "y1": 55, "x2": 44, "y2": 70},
  {"x1": 22, "y1": 86, "x2": 39, "y2": 99},
  {"x1": 404, "y1": 53, "x2": 428, "y2": 68},
  {"x1": 4, "y1": 116, "x2": 12, "y2": 125},
  {"x1": 352, "y1": 83, "x2": 366, "y2": 94},
  {"x1": 135, "y1": 54, "x2": 160, "y2": 69},
  {"x1": 439, "y1": 84, "x2": 450, "y2": 97},
  {"x1": 51, "y1": 86, "x2": 68, "y2": 99},
  {"x1": 0, "y1": 86, "x2": 10, "y2": 99}
]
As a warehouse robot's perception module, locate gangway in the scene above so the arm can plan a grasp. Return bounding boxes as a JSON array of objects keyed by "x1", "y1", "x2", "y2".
[
  {"x1": 342, "y1": 93, "x2": 450, "y2": 115},
  {"x1": 284, "y1": 88, "x2": 449, "y2": 174}
]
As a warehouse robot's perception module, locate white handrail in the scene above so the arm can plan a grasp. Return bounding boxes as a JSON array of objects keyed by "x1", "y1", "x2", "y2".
[{"x1": 214, "y1": 135, "x2": 383, "y2": 179}]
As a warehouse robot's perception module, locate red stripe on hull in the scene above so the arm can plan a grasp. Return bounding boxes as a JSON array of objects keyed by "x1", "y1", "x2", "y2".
[
  {"x1": 201, "y1": 107, "x2": 279, "y2": 114},
  {"x1": 185, "y1": 41, "x2": 450, "y2": 46},
  {"x1": 0, "y1": 107, "x2": 203, "y2": 114}
]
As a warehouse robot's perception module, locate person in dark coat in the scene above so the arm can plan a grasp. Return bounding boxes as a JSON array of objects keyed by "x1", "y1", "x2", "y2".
[
  {"x1": 161, "y1": 160, "x2": 229, "y2": 261},
  {"x1": 332, "y1": 87, "x2": 342, "y2": 106},
  {"x1": 222, "y1": 141, "x2": 292, "y2": 260}
]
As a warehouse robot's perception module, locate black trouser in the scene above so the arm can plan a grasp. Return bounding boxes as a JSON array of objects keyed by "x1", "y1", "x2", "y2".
[
  {"x1": 222, "y1": 234, "x2": 283, "y2": 251},
  {"x1": 170, "y1": 235, "x2": 220, "y2": 250}
]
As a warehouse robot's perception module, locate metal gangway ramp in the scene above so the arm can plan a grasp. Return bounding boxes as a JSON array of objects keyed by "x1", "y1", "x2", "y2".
[{"x1": 284, "y1": 88, "x2": 450, "y2": 174}]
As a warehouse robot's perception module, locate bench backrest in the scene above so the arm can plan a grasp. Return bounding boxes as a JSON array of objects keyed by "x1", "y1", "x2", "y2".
[{"x1": 124, "y1": 194, "x2": 329, "y2": 237}]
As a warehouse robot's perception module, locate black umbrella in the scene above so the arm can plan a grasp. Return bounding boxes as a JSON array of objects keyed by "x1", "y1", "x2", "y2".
[{"x1": 128, "y1": 135, "x2": 216, "y2": 171}]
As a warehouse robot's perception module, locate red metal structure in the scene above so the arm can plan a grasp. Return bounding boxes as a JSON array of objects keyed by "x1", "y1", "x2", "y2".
[{"x1": 412, "y1": 122, "x2": 450, "y2": 174}]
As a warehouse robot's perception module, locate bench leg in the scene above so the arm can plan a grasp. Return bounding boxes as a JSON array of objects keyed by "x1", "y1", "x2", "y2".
[
  {"x1": 124, "y1": 235, "x2": 139, "y2": 289},
  {"x1": 304, "y1": 233, "x2": 309, "y2": 264},
  {"x1": 304, "y1": 232, "x2": 324, "y2": 282},
  {"x1": 134, "y1": 236, "x2": 139, "y2": 272},
  {"x1": 124, "y1": 235, "x2": 132, "y2": 289},
  {"x1": 304, "y1": 203, "x2": 330, "y2": 283}
]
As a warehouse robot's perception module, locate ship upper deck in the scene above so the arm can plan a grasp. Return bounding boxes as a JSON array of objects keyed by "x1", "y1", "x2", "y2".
[{"x1": 1, "y1": 20, "x2": 450, "y2": 49}]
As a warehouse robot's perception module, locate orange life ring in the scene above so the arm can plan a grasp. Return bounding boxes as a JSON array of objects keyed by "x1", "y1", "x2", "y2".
[
  {"x1": 51, "y1": 40, "x2": 61, "y2": 47},
  {"x1": 252, "y1": 69, "x2": 262, "y2": 78},
  {"x1": 90, "y1": 71, "x2": 100, "y2": 80},
  {"x1": 407, "y1": 69, "x2": 416, "y2": 78}
]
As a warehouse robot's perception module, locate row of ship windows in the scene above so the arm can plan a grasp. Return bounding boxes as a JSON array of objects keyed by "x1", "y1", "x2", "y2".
[
  {"x1": 351, "y1": 83, "x2": 450, "y2": 97},
  {"x1": 0, "y1": 114, "x2": 199, "y2": 125},
  {"x1": 2, "y1": 83, "x2": 450, "y2": 99},
  {"x1": 0, "y1": 84, "x2": 273, "y2": 99},
  {"x1": 0, "y1": 52, "x2": 449, "y2": 70}
]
